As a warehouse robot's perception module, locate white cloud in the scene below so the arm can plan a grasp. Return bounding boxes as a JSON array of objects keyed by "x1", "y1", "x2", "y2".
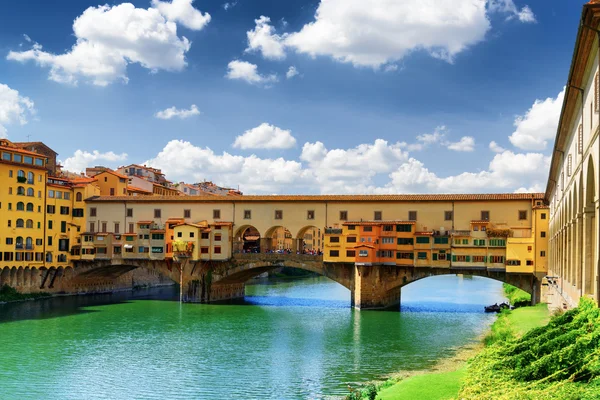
[
  {"x1": 488, "y1": 0, "x2": 536, "y2": 23},
  {"x1": 245, "y1": 16, "x2": 287, "y2": 60},
  {"x1": 284, "y1": 0, "x2": 493, "y2": 68},
  {"x1": 7, "y1": 2, "x2": 209, "y2": 86},
  {"x1": 399, "y1": 125, "x2": 447, "y2": 152},
  {"x1": 0, "y1": 83, "x2": 36, "y2": 138},
  {"x1": 145, "y1": 139, "x2": 310, "y2": 193},
  {"x1": 233, "y1": 122, "x2": 297, "y2": 149},
  {"x1": 489, "y1": 141, "x2": 506, "y2": 153},
  {"x1": 62, "y1": 150, "x2": 128, "y2": 172},
  {"x1": 151, "y1": 0, "x2": 210, "y2": 30},
  {"x1": 225, "y1": 60, "x2": 277, "y2": 85},
  {"x1": 384, "y1": 64, "x2": 399, "y2": 73},
  {"x1": 223, "y1": 2, "x2": 237, "y2": 11},
  {"x1": 508, "y1": 87, "x2": 565, "y2": 150},
  {"x1": 155, "y1": 104, "x2": 201, "y2": 119},
  {"x1": 447, "y1": 136, "x2": 475, "y2": 152},
  {"x1": 286, "y1": 66, "x2": 299, "y2": 79}
]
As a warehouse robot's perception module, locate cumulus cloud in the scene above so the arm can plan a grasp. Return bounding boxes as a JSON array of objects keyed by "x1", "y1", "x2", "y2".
[
  {"x1": 245, "y1": 16, "x2": 287, "y2": 60},
  {"x1": 447, "y1": 136, "x2": 475, "y2": 152},
  {"x1": 286, "y1": 66, "x2": 299, "y2": 79},
  {"x1": 0, "y1": 83, "x2": 36, "y2": 138},
  {"x1": 7, "y1": 1, "x2": 209, "y2": 86},
  {"x1": 225, "y1": 60, "x2": 277, "y2": 85},
  {"x1": 151, "y1": 0, "x2": 210, "y2": 30},
  {"x1": 62, "y1": 150, "x2": 128, "y2": 172},
  {"x1": 233, "y1": 123, "x2": 296, "y2": 149},
  {"x1": 489, "y1": 141, "x2": 506, "y2": 153},
  {"x1": 155, "y1": 104, "x2": 201, "y2": 119},
  {"x1": 509, "y1": 87, "x2": 565, "y2": 150},
  {"x1": 223, "y1": 2, "x2": 237, "y2": 11}
]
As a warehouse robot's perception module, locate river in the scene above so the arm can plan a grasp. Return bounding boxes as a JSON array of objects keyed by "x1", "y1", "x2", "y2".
[{"x1": 0, "y1": 275, "x2": 506, "y2": 399}]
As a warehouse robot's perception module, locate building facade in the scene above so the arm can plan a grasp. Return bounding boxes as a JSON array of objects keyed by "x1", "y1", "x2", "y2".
[{"x1": 546, "y1": 1, "x2": 600, "y2": 308}]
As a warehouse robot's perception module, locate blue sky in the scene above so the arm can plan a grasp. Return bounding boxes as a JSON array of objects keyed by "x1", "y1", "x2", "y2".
[{"x1": 0, "y1": 0, "x2": 585, "y2": 194}]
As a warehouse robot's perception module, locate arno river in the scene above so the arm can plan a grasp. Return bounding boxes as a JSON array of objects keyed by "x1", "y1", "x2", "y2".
[{"x1": 0, "y1": 275, "x2": 506, "y2": 399}]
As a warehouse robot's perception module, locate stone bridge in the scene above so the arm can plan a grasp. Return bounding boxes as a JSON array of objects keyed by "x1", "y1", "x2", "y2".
[{"x1": 60, "y1": 253, "x2": 542, "y2": 310}]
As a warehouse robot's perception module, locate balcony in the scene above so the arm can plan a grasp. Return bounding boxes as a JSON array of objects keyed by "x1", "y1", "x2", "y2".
[
  {"x1": 451, "y1": 230, "x2": 471, "y2": 236},
  {"x1": 325, "y1": 228, "x2": 343, "y2": 235}
]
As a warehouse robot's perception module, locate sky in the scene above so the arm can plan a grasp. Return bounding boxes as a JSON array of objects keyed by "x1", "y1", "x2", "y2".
[{"x1": 0, "y1": 0, "x2": 586, "y2": 194}]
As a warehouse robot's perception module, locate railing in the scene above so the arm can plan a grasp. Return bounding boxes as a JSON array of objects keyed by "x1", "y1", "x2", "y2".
[
  {"x1": 233, "y1": 252, "x2": 323, "y2": 261},
  {"x1": 325, "y1": 228, "x2": 343, "y2": 234},
  {"x1": 451, "y1": 230, "x2": 471, "y2": 236}
]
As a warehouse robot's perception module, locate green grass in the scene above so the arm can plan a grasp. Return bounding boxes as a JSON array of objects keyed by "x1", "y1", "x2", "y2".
[
  {"x1": 503, "y1": 283, "x2": 531, "y2": 306},
  {"x1": 506, "y1": 303, "x2": 549, "y2": 336},
  {"x1": 376, "y1": 367, "x2": 466, "y2": 400}
]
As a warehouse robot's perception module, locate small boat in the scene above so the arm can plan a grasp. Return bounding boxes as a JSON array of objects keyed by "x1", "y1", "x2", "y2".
[{"x1": 484, "y1": 303, "x2": 501, "y2": 313}]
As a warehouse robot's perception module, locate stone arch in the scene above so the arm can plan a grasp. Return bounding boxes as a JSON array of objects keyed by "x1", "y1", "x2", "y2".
[
  {"x1": 38, "y1": 267, "x2": 47, "y2": 289},
  {"x1": 296, "y1": 225, "x2": 322, "y2": 254},
  {"x1": 264, "y1": 225, "x2": 293, "y2": 252},
  {"x1": 584, "y1": 156, "x2": 597, "y2": 298},
  {"x1": 233, "y1": 225, "x2": 262, "y2": 253},
  {"x1": 30, "y1": 267, "x2": 40, "y2": 289},
  {"x1": 16, "y1": 267, "x2": 24, "y2": 288},
  {"x1": 10, "y1": 267, "x2": 17, "y2": 287},
  {"x1": 0, "y1": 267, "x2": 9, "y2": 287}
]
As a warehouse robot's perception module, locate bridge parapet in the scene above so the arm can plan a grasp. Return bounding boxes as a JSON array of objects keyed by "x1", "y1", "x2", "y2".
[{"x1": 232, "y1": 253, "x2": 323, "y2": 264}]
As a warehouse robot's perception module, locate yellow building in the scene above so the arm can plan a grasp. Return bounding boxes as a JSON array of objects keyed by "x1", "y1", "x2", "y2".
[
  {"x1": 0, "y1": 139, "x2": 48, "y2": 276},
  {"x1": 94, "y1": 170, "x2": 128, "y2": 196}
]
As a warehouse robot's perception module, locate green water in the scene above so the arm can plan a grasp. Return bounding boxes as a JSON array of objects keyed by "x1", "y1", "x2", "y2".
[{"x1": 0, "y1": 275, "x2": 505, "y2": 399}]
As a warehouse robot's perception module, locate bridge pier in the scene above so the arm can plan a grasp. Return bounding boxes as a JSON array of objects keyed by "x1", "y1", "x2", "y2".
[{"x1": 353, "y1": 265, "x2": 403, "y2": 310}]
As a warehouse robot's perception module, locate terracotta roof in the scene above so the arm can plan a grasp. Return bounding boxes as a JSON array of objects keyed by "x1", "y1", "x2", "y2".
[
  {"x1": 0, "y1": 145, "x2": 48, "y2": 158},
  {"x1": 137, "y1": 220, "x2": 154, "y2": 224},
  {"x1": 127, "y1": 186, "x2": 152, "y2": 193},
  {"x1": 13, "y1": 141, "x2": 58, "y2": 155},
  {"x1": 353, "y1": 244, "x2": 375, "y2": 249},
  {"x1": 86, "y1": 193, "x2": 545, "y2": 203},
  {"x1": 213, "y1": 221, "x2": 233, "y2": 226},
  {"x1": 96, "y1": 169, "x2": 129, "y2": 180}
]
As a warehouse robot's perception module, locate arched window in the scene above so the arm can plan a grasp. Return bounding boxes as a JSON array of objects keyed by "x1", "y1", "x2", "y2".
[
  {"x1": 16, "y1": 219, "x2": 24, "y2": 228},
  {"x1": 27, "y1": 188, "x2": 34, "y2": 196},
  {"x1": 76, "y1": 192, "x2": 82, "y2": 202},
  {"x1": 26, "y1": 203, "x2": 34, "y2": 212},
  {"x1": 27, "y1": 172, "x2": 34, "y2": 184},
  {"x1": 17, "y1": 170, "x2": 25, "y2": 178},
  {"x1": 17, "y1": 186, "x2": 25, "y2": 195},
  {"x1": 25, "y1": 237, "x2": 32, "y2": 250},
  {"x1": 45, "y1": 252, "x2": 53, "y2": 262},
  {"x1": 26, "y1": 219, "x2": 33, "y2": 229},
  {"x1": 16, "y1": 202, "x2": 24, "y2": 211},
  {"x1": 16, "y1": 237, "x2": 23, "y2": 249}
]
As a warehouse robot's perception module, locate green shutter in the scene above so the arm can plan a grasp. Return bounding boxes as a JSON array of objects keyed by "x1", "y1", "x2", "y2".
[
  {"x1": 433, "y1": 253, "x2": 438, "y2": 261},
  {"x1": 452, "y1": 255, "x2": 457, "y2": 262},
  {"x1": 484, "y1": 256, "x2": 487, "y2": 263},
  {"x1": 466, "y1": 255, "x2": 471, "y2": 262},
  {"x1": 410, "y1": 252, "x2": 414, "y2": 259}
]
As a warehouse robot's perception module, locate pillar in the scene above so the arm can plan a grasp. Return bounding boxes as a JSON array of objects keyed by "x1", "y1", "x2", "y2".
[
  {"x1": 583, "y1": 209, "x2": 595, "y2": 295},
  {"x1": 352, "y1": 265, "x2": 402, "y2": 310},
  {"x1": 530, "y1": 277, "x2": 541, "y2": 306}
]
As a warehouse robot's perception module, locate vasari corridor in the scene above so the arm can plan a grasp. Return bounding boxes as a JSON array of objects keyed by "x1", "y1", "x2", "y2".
[{"x1": 0, "y1": 1, "x2": 599, "y2": 399}]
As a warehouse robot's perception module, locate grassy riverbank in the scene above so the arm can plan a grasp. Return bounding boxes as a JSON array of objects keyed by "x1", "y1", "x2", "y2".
[{"x1": 0, "y1": 285, "x2": 51, "y2": 303}]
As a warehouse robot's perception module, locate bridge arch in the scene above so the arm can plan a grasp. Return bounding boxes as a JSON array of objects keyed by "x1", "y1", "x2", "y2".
[
  {"x1": 296, "y1": 225, "x2": 322, "y2": 254},
  {"x1": 233, "y1": 225, "x2": 261, "y2": 253},
  {"x1": 264, "y1": 225, "x2": 293, "y2": 252},
  {"x1": 0, "y1": 267, "x2": 9, "y2": 287}
]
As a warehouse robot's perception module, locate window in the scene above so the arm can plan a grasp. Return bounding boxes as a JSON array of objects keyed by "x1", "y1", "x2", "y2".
[
  {"x1": 329, "y1": 236, "x2": 340, "y2": 243},
  {"x1": 5, "y1": 237, "x2": 13, "y2": 245},
  {"x1": 26, "y1": 203, "x2": 33, "y2": 212},
  {"x1": 214, "y1": 246, "x2": 222, "y2": 254},
  {"x1": 490, "y1": 256, "x2": 504, "y2": 263},
  {"x1": 56, "y1": 191, "x2": 62, "y2": 199},
  {"x1": 397, "y1": 238, "x2": 413, "y2": 245},
  {"x1": 215, "y1": 234, "x2": 222, "y2": 242},
  {"x1": 396, "y1": 224, "x2": 412, "y2": 232},
  {"x1": 47, "y1": 236, "x2": 53, "y2": 246},
  {"x1": 151, "y1": 247, "x2": 164, "y2": 254},
  {"x1": 189, "y1": 232, "x2": 195, "y2": 238},
  {"x1": 416, "y1": 237, "x2": 430, "y2": 244},
  {"x1": 184, "y1": 209, "x2": 191, "y2": 219},
  {"x1": 61, "y1": 221, "x2": 67, "y2": 233},
  {"x1": 7, "y1": 220, "x2": 11, "y2": 227},
  {"x1": 417, "y1": 252, "x2": 427, "y2": 260},
  {"x1": 244, "y1": 210, "x2": 251, "y2": 219},
  {"x1": 90, "y1": 207, "x2": 97, "y2": 217},
  {"x1": 445, "y1": 211, "x2": 453, "y2": 221},
  {"x1": 434, "y1": 253, "x2": 447, "y2": 261},
  {"x1": 347, "y1": 225, "x2": 355, "y2": 230},
  {"x1": 17, "y1": 186, "x2": 25, "y2": 195},
  {"x1": 307, "y1": 210, "x2": 315, "y2": 220},
  {"x1": 518, "y1": 210, "x2": 527, "y2": 220},
  {"x1": 125, "y1": 236, "x2": 134, "y2": 242},
  {"x1": 541, "y1": 231, "x2": 546, "y2": 238},
  {"x1": 16, "y1": 218, "x2": 24, "y2": 228},
  {"x1": 347, "y1": 236, "x2": 357, "y2": 243},
  {"x1": 35, "y1": 239, "x2": 42, "y2": 246},
  {"x1": 578, "y1": 124, "x2": 583, "y2": 154},
  {"x1": 381, "y1": 237, "x2": 394, "y2": 244},
  {"x1": 17, "y1": 202, "x2": 24, "y2": 211},
  {"x1": 506, "y1": 260, "x2": 521, "y2": 266},
  {"x1": 359, "y1": 250, "x2": 368, "y2": 257},
  {"x1": 114, "y1": 246, "x2": 122, "y2": 254},
  {"x1": 374, "y1": 211, "x2": 382, "y2": 221},
  {"x1": 363, "y1": 226, "x2": 372, "y2": 232},
  {"x1": 138, "y1": 247, "x2": 149, "y2": 253},
  {"x1": 567, "y1": 154, "x2": 573, "y2": 176},
  {"x1": 125, "y1": 208, "x2": 133, "y2": 218},
  {"x1": 526, "y1": 260, "x2": 534, "y2": 266},
  {"x1": 540, "y1": 251, "x2": 546, "y2": 257},
  {"x1": 489, "y1": 239, "x2": 506, "y2": 247},
  {"x1": 481, "y1": 210, "x2": 490, "y2": 221},
  {"x1": 329, "y1": 250, "x2": 339, "y2": 257},
  {"x1": 27, "y1": 171, "x2": 33, "y2": 184},
  {"x1": 201, "y1": 232, "x2": 209, "y2": 239},
  {"x1": 340, "y1": 211, "x2": 348, "y2": 221},
  {"x1": 527, "y1": 246, "x2": 532, "y2": 252},
  {"x1": 60, "y1": 206, "x2": 69, "y2": 215},
  {"x1": 434, "y1": 237, "x2": 449, "y2": 244},
  {"x1": 101, "y1": 222, "x2": 107, "y2": 233},
  {"x1": 473, "y1": 226, "x2": 479, "y2": 231},
  {"x1": 154, "y1": 209, "x2": 161, "y2": 219},
  {"x1": 213, "y1": 209, "x2": 221, "y2": 219},
  {"x1": 474, "y1": 239, "x2": 486, "y2": 246},
  {"x1": 71, "y1": 208, "x2": 84, "y2": 218},
  {"x1": 58, "y1": 239, "x2": 69, "y2": 252},
  {"x1": 396, "y1": 252, "x2": 414, "y2": 259},
  {"x1": 346, "y1": 250, "x2": 356, "y2": 257},
  {"x1": 541, "y1": 213, "x2": 547, "y2": 220},
  {"x1": 472, "y1": 255, "x2": 485, "y2": 263},
  {"x1": 128, "y1": 223, "x2": 134, "y2": 234},
  {"x1": 275, "y1": 210, "x2": 283, "y2": 219},
  {"x1": 201, "y1": 247, "x2": 209, "y2": 254},
  {"x1": 408, "y1": 211, "x2": 417, "y2": 221},
  {"x1": 89, "y1": 222, "x2": 95, "y2": 232},
  {"x1": 46, "y1": 205, "x2": 55, "y2": 214}
]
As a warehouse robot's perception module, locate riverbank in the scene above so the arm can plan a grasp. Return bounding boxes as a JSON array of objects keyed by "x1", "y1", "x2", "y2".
[
  {"x1": 358, "y1": 285, "x2": 548, "y2": 400},
  {"x1": 0, "y1": 284, "x2": 51, "y2": 303}
]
